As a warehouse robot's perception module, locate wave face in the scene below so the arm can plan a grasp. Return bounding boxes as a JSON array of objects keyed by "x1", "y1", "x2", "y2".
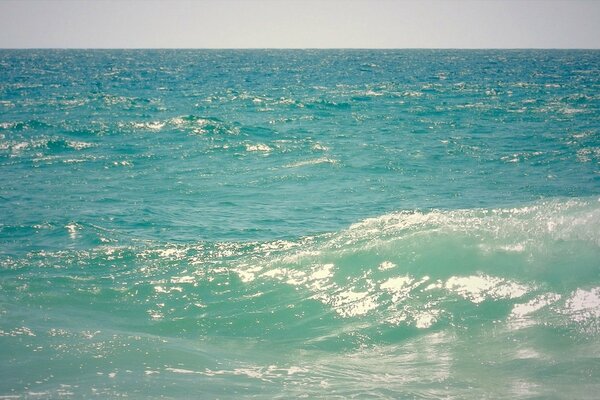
[
  {"x1": 1, "y1": 199, "x2": 599, "y2": 398},
  {"x1": 1, "y1": 50, "x2": 600, "y2": 398}
]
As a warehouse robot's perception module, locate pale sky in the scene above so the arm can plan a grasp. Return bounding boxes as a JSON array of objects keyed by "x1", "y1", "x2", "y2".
[{"x1": 0, "y1": 0, "x2": 599, "y2": 49}]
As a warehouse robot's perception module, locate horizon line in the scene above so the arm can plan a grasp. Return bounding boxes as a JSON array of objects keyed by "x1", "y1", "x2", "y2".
[{"x1": 1, "y1": 47, "x2": 599, "y2": 51}]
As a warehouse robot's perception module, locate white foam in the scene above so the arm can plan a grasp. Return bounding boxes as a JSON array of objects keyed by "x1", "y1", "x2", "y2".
[
  {"x1": 499, "y1": 243, "x2": 526, "y2": 252},
  {"x1": 380, "y1": 276, "x2": 414, "y2": 302},
  {"x1": 509, "y1": 293, "x2": 561, "y2": 329},
  {"x1": 561, "y1": 107, "x2": 584, "y2": 115},
  {"x1": 378, "y1": 261, "x2": 396, "y2": 271},
  {"x1": 424, "y1": 280, "x2": 444, "y2": 291},
  {"x1": 153, "y1": 286, "x2": 182, "y2": 294},
  {"x1": 203, "y1": 365, "x2": 299, "y2": 381},
  {"x1": 258, "y1": 263, "x2": 334, "y2": 288},
  {"x1": 26, "y1": 392, "x2": 50, "y2": 397},
  {"x1": 310, "y1": 263, "x2": 335, "y2": 280},
  {"x1": 236, "y1": 264, "x2": 264, "y2": 283},
  {"x1": 157, "y1": 248, "x2": 187, "y2": 260},
  {"x1": 170, "y1": 275, "x2": 195, "y2": 284},
  {"x1": 66, "y1": 140, "x2": 94, "y2": 150},
  {"x1": 511, "y1": 293, "x2": 562, "y2": 318},
  {"x1": 286, "y1": 366, "x2": 308, "y2": 375},
  {"x1": 284, "y1": 157, "x2": 337, "y2": 168},
  {"x1": 515, "y1": 348, "x2": 542, "y2": 359},
  {"x1": 564, "y1": 287, "x2": 600, "y2": 322},
  {"x1": 365, "y1": 89, "x2": 383, "y2": 97},
  {"x1": 321, "y1": 290, "x2": 378, "y2": 318},
  {"x1": 479, "y1": 242, "x2": 527, "y2": 254},
  {"x1": 170, "y1": 117, "x2": 185, "y2": 127},
  {"x1": 311, "y1": 142, "x2": 329, "y2": 151},
  {"x1": 165, "y1": 367, "x2": 201, "y2": 374},
  {"x1": 576, "y1": 147, "x2": 600, "y2": 163},
  {"x1": 245, "y1": 143, "x2": 271, "y2": 152},
  {"x1": 144, "y1": 370, "x2": 160, "y2": 375},
  {"x1": 414, "y1": 310, "x2": 439, "y2": 329},
  {"x1": 12, "y1": 141, "x2": 29, "y2": 152},
  {"x1": 146, "y1": 121, "x2": 165, "y2": 130},
  {"x1": 0, "y1": 326, "x2": 36, "y2": 337},
  {"x1": 148, "y1": 310, "x2": 163, "y2": 320},
  {"x1": 445, "y1": 275, "x2": 528, "y2": 304}
]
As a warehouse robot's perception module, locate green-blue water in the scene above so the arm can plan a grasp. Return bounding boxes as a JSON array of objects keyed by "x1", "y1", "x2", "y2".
[{"x1": 1, "y1": 50, "x2": 599, "y2": 398}]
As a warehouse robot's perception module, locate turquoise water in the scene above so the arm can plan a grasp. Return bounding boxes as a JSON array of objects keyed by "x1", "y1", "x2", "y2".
[{"x1": 1, "y1": 50, "x2": 599, "y2": 398}]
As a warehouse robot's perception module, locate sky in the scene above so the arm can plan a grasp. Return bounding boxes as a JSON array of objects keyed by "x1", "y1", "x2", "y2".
[{"x1": 0, "y1": 0, "x2": 599, "y2": 49}]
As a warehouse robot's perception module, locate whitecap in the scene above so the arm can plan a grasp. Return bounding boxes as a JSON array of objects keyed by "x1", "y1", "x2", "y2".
[
  {"x1": 165, "y1": 367, "x2": 201, "y2": 375},
  {"x1": 445, "y1": 275, "x2": 529, "y2": 304},
  {"x1": 511, "y1": 293, "x2": 562, "y2": 318},
  {"x1": 66, "y1": 140, "x2": 94, "y2": 150},
  {"x1": 311, "y1": 142, "x2": 329, "y2": 151},
  {"x1": 284, "y1": 157, "x2": 337, "y2": 168},
  {"x1": 380, "y1": 276, "x2": 414, "y2": 302},
  {"x1": 564, "y1": 287, "x2": 600, "y2": 322},
  {"x1": 414, "y1": 310, "x2": 440, "y2": 329},
  {"x1": 245, "y1": 143, "x2": 271, "y2": 152},
  {"x1": 378, "y1": 261, "x2": 396, "y2": 271},
  {"x1": 321, "y1": 289, "x2": 379, "y2": 318}
]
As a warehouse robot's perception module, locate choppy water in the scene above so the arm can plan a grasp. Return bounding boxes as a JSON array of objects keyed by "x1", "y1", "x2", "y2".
[{"x1": 1, "y1": 50, "x2": 599, "y2": 398}]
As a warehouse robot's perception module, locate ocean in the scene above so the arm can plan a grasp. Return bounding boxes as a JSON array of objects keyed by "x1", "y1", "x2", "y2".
[{"x1": 0, "y1": 49, "x2": 599, "y2": 398}]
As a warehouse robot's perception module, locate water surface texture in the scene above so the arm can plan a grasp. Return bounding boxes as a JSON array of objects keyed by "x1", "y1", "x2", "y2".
[{"x1": 1, "y1": 50, "x2": 599, "y2": 398}]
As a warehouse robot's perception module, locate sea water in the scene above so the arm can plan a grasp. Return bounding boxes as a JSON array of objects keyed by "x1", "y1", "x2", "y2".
[{"x1": 0, "y1": 50, "x2": 599, "y2": 398}]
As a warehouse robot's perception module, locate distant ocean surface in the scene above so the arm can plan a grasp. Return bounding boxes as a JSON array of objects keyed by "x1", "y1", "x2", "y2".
[{"x1": 1, "y1": 50, "x2": 599, "y2": 399}]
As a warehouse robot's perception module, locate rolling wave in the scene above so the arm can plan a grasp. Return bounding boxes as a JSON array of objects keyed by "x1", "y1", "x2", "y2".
[
  {"x1": 2, "y1": 197, "x2": 599, "y2": 398},
  {"x1": 3, "y1": 198, "x2": 598, "y2": 338}
]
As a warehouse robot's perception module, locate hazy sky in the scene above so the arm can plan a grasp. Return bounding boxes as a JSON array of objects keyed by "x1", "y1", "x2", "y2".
[{"x1": 0, "y1": 0, "x2": 599, "y2": 49}]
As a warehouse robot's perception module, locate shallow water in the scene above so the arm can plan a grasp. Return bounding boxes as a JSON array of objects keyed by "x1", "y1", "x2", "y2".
[{"x1": 1, "y1": 50, "x2": 599, "y2": 398}]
